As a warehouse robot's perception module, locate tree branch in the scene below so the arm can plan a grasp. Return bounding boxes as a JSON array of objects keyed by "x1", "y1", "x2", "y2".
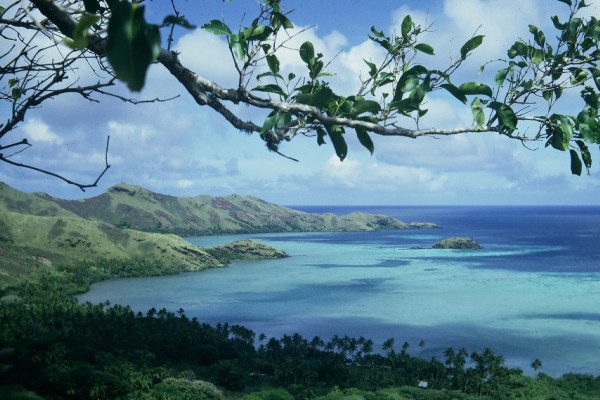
[{"x1": 0, "y1": 136, "x2": 111, "y2": 191}]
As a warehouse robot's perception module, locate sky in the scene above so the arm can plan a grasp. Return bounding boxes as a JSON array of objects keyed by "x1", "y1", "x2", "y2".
[{"x1": 1, "y1": 0, "x2": 599, "y2": 205}]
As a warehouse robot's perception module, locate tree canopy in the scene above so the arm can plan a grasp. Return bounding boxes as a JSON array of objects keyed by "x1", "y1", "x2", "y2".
[{"x1": 1, "y1": 0, "x2": 599, "y2": 190}]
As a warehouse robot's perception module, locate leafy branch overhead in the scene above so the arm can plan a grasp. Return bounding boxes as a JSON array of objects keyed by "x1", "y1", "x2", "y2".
[{"x1": 1, "y1": 0, "x2": 599, "y2": 189}]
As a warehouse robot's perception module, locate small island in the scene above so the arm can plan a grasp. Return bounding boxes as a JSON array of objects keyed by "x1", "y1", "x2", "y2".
[
  {"x1": 203, "y1": 240, "x2": 288, "y2": 263},
  {"x1": 432, "y1": 237, "x2": 482, "y2": 250}
]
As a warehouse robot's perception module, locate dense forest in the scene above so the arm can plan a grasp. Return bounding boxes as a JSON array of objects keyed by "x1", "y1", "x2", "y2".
[{"x1": 1, "y1": 259, "x2": 600, "y2": 399}]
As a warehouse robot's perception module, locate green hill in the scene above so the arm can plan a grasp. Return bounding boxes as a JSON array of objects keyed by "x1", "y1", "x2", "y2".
[
  {"x1": 0, "y1": 210, "x2": 224, "y2": 286},
  {"x1": 46, "y1": 182, "x2": 436, "y2": 235},
  {"x1": 0, "y1": 182, "x2": 78, "y2": 218},
  {"x1": 0, "y1": 182, "x2": 433, "y2": 286}
]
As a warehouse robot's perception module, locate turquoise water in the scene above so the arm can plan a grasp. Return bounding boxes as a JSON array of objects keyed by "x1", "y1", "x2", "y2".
[{"x1": 78, "y1": 206, "x2": 600, "y2": 376}]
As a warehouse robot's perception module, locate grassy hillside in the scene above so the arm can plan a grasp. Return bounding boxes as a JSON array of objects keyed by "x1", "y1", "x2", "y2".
[
  {"x1": 45, "y1": 183, "x2": 435, "y2": 235},
  {"x1": 0, "y1": 210, "x2": 223, "y2": 286},
  {"x1": 0, "y1": 181, "x2": 428, "y2": 286},
  {"x1": 0, "y1": 182, "x2": 77, "y2": 218}
]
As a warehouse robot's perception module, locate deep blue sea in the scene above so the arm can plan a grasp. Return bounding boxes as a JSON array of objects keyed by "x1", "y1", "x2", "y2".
[{"x1": 78, "y1": 206, "x2": 600, "y2": 376}]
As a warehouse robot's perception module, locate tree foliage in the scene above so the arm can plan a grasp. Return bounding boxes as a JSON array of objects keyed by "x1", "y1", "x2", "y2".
[
  {"x1": 2, "y1": 271, "x2": 600, "y2": 399},
  {"x1": 0, "y1": 0, "x2": 599, "y2": 189}
]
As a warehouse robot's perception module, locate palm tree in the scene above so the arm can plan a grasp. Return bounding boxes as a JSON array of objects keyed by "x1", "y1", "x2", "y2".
[{"x1": 530, "y1": 358, "x2": 543, "y2": 372}]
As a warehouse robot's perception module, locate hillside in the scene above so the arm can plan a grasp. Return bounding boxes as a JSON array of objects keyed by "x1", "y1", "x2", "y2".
[
  {"x1": 0, "y1": 210, "x2": 224, "y2": 286},
  {"x1": 0, "y1": 182, "x2": 433, "y2": 286},
  {"x1": 38, "y1": 182, "x2": 436, "y2": 235}
]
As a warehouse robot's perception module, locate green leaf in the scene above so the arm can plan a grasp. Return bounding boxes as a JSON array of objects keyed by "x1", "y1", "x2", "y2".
[
  {"x1": 266, "y1": 54, "x2": 280, "y2": 74},
  {"x1": 570, "y1": 149, "x2": 582, "y2": 175},
  {"x1": 163, "y1": 15, "x2": 196, "y2": 30},
  {"x1": 316, "y1": 127, "x2": 327, "y2": 146},
  {"x1": 543, "y1": 90, "x2": 554, "y2": 102},
  {"x1": 325, "y1": 125, "x2": 348, "y2": 161},
  {"x1": 241, "y1": 25, "x2": 273, "y2": 41},
  {"x1": 256, "y1": 72, "x2": 283, "y2": 81},
  {"x1": 364, "y1": 59, "x2": 377, "y2": 77},
  {"x1": 551, "y1": 15, "x2": 565, "y2": 30},
  {"x1": 580, "y1": 120, "x2": 600, "y2": 143},
  {"x1": 471, "y1": 98, "x2": 485, "y2": 130},
  {"x1": 261, "y1": 111, "x2": 276, "y2": 133},
  {"x1": 64, "y1": 13, "x2": 100, "y2": 49},
  {"x1": 414, "y1": 43, "x2": 435, "y2": 55},
  {"x1": 489, "y1": 102, "x2": 518, "y2": 130},
  {"x1": 389, "y1": 98, "x2": 419, "y2": 116},
  {"x1": 394, "y1": 65, "x2": 428, "y2": 101},
  {"x1": 441, "y1": 83, "x2": 467, "y2": 104},
  {"x1": 351, "y1": 97, "x2": 381, "y2": 115},
  {"x1": 295, "y1": 85, "x2": 335, "y2": 108},
  {"x1": 299, "y1": 41, "x2": 315, "y2": 65},
  {"x1": 460, "y1": 35, "x2": 484, "y2": 59},
  {"x1": 229, "y1": 33, "x2": 248, "y2": 60},
  {"x1": 401, "y1": 76, "x2": 420, "y2": 92},
  {"x1": 576, "y1": 140, "x2": 592, "y2": 170},
  {"x1": 11, "y1": 87, "x2": 22, "y2": 101},
  {"x1": 529, "y1": 24, "x2": 546, "y2": 47},
  {"x1": 531, "y1": 49, "x2": 544, "y2": 64},
  {"x1": 274, "y1": 111, "x2": 292, "y2": 130},
  {"x1": 569, "y1": 68, "x2": 588, "y2": 85},
  {"x1": 459, "y1": 82, "x2": 493, "y2": 97},
  {"x1": 370, "y1": 26, "x2": 385, "y2": 38},
  {"x1": 356, "y1": 128, "x2": 375, "y2": 155},
  {"x1": 567, "y1": 17, "x2": 582, "y2": 39},
  {"x1": 201, "y1": 19, "x2": 232, "y2": 36},
  {"x1": 557, "y1": 0, "x2": 572, "y2": 6},
  {"x1": 375, "y1": 72, "x2": 394, "y2": 87},
  {"x1": 554, "y1": 87, "x2": 564, "y2": 100},
  {"x1": 494, "y1": 68, "x2": 510, "y2": 86},
  {"x1": 401, "y1": 15, "x2": 412, "y2": 39},
  {"x1": 106, "y1": 1, "x2": 160, "y2": 91},
  {"x1": 551, "y1": 117, "x2": 573, "y2": 151},
  {"x1": 252, "y1": 84, "x2": 286, "y2": 97},
  {"x1": 271, "y1": 12, "x2": 294, "y2": 30},
  {"x1": 507, "y1": 41, "x2": 529, "y2": 59}
]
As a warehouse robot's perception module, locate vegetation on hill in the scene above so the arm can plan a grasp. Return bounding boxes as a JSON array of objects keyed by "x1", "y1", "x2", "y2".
[
  {"x1": 432, "y1": 237, "x2": 483, "y2": 250},
  {"x1": 1, "y1": 272, "x2": 600, "y2": 400},
  {"x1": 0, "y1": 209, "x2": 223, "y2": 287},
  {"x1": 0, "y1": 181, "x2": 431, "y2": 285},
  {"x1": 47, "y1": 183, "x2": 436, "y2": 235},
  {"x1": 1, "y1": 183, "x2": 434, "y2": 238},
  {"x1": 3, "y1": 181, "x2": 598, "y2": 398}
]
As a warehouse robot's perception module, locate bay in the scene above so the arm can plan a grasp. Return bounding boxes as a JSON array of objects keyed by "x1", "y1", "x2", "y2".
[{"x1": 77, "y1": 206, "x2": 600, "y2": 376}]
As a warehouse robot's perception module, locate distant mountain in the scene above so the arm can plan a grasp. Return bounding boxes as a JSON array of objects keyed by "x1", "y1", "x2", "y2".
[
  {"x1": 0, "y1": 182, "x2": 434, "y2": 286},
  {"x1": 39, "y1": 182, "x2": 436, "y2": 235}
]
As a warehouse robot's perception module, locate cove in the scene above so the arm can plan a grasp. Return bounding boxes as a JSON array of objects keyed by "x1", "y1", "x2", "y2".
[{"x1": 78, "y1": 206, "x2": 600, "y2": 377}]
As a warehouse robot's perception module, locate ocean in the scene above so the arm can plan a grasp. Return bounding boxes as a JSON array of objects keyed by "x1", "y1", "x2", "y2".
[{"x1": 77, "y1": 206, "x2": 600, "y2": 376}]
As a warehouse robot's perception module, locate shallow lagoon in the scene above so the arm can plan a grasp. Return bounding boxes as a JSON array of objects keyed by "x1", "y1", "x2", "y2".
[{"x1": 78, "y1": 206, "x2": 600, "y2": 376}]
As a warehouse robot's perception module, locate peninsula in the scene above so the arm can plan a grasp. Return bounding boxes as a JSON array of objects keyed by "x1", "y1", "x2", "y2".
[{"x1": 0, "y1": 182, "x2": 435, "y2": 286}]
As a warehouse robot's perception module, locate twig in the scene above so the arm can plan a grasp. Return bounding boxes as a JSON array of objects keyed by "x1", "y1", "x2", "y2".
[{"x1": 0, "y1": 136, "x2": 111, "y2": 191}]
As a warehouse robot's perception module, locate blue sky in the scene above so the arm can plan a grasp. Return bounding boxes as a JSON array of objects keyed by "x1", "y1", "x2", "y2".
[{"x1": 1, "y1": 0, "x2": 599, "y2": 205}]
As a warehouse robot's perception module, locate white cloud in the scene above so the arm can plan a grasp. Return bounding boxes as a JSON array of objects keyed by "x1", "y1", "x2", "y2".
[
  {"x1": 108, "y1": 120, "x2": 157, "y2": 141},
  {"x1": 175, "y1": 29, "x2": 238, "y2": 86},
  {"x1": 3, "y1": 0, "x2": 599, "y2": 205},
  {"x1": 324, "y1": 30, "x2": 348, "y2": 49},
  {"x1": 176, "y1": 179, "x2": 194, "y2": 189},
  {"x1": 21, "y1": 118, "x2": 63, "y2": 144},
  {"x1": 323, "y1": 155, "x2": 361, "y2": 187},
  {"x1": 443, "y1": 0, "x2": 544, "y2": 62}
]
